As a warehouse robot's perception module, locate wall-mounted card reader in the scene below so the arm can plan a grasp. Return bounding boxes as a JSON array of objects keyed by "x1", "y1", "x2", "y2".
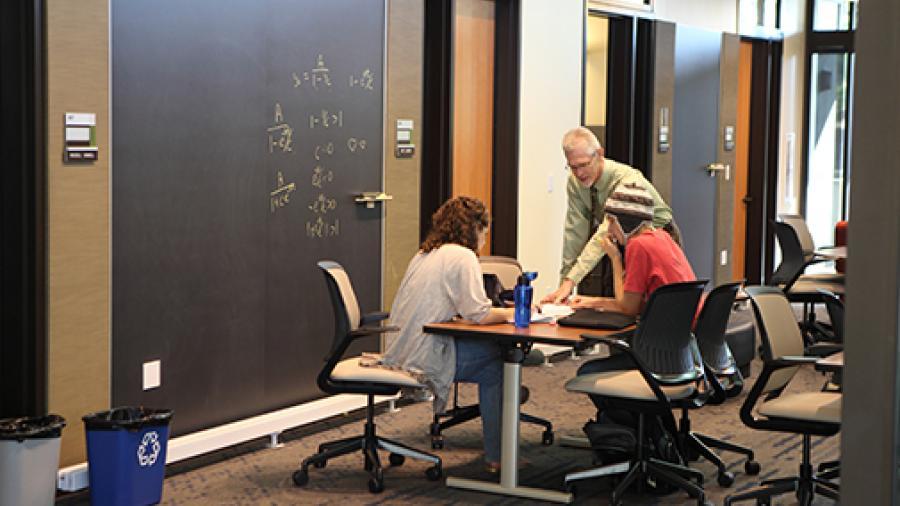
[
  {"x1": 724, "y1": 125, "x2": 735, "y2": 151},
  {"x1": 64, "y1": 112, "x2": 98, "y2": 162},
  {"x1": 395, "y1": 118, "x2": 415, "y2": 158},
  {"x1": 658, "y1": 107, "x2": 670, "y2": 153}
]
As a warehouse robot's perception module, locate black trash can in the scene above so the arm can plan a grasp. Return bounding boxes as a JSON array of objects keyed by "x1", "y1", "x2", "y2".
[
  {"x1": 0, "y1": 414, "x2": 66, "y2": 506},
  {"x1": 83, "y1": 407, "x2": 173, "y2": 506}
]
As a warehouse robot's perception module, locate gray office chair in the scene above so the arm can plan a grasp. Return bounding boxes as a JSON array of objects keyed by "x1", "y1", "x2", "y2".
[
  {"x1": 724, "y1": 286, "x2": 841, "y2": 506},
  {"x1": 564, "y1": 280, "x2": 709, "y2": 505},
  {"x1": 292, "y1": 261, "x2": 442, "y2": 493}
]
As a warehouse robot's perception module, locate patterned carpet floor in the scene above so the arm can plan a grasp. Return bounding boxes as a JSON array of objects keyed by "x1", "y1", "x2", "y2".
[{"x1": 61, "y1": 350, "x2": 841, "y2": 505}]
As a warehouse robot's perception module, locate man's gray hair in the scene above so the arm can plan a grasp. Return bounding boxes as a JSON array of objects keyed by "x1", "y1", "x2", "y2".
[{"x1": 561, "y1": 127, "x2": 602, "y2": 154}]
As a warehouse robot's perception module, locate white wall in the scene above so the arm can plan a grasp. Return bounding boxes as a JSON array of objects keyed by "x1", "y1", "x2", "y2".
[
  {"x1": 589, "y1": 0, "x2": 738, "y2": 32},
  {"x1": 653, "y1": 0, "x2": 739, "y2": 32},
  {"x1": 517, "y1": 0, "x2": 584, "y2": 299},
  {"x1": 777, "y1": 0, "x2": 806, "y2": 215}
]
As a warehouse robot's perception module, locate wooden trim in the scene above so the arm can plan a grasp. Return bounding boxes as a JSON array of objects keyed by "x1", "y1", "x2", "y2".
[
  {"x1": 421, "y1": 0, "x2": 454, "y2": 241},
  {"x1": 452, "y1": 0, "x2": 495, "y2": 255},
  {"x1": 490, "y1": 0, "x2": 520, "y2": 257},
  {"x1": 733, "y1": 40, "x2": 753, "y2": 281},
  {"x1": 0, "y1": 0, "x2": 47, "y2": 417}
]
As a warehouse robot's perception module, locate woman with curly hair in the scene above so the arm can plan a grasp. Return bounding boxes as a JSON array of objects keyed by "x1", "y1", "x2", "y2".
[{"x1": 383, "y1": 195, "x2": 512, "y2": 472}]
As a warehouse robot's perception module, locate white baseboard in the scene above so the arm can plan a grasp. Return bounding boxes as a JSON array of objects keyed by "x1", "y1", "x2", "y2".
[{"x1": 57, "y1": 393, "x2": 398, "y2": 492}]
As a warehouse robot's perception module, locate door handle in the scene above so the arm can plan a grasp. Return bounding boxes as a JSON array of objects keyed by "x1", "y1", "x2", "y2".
[
  {"x1": 354, "y1": 191, "x2": 393, "y2": 209},
  {"x1": 742, "y1": 196, "x2": 753, "y2": 205},
  {"x1": 704, "y1": 163, "x2": 730, "y2": 179}
]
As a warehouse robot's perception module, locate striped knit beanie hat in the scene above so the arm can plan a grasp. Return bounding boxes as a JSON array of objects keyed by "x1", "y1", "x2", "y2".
[{"x1": 604, "y1": 181, "x2": 654, "y2": 234}]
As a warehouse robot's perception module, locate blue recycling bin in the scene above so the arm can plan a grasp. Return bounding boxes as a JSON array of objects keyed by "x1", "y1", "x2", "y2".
[{"x1": 83, "y1": 407, "x2": 173, "y2": 506}]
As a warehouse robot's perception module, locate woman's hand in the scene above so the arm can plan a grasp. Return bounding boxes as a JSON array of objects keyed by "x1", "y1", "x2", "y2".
[{"x1": 569, "y1": 295, "x2": 602, "y2": 310}]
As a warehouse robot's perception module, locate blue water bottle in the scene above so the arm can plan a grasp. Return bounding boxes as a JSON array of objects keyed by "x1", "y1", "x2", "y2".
[{"x1": 513, "y1": 271, "x2": 538, "y2": 328}]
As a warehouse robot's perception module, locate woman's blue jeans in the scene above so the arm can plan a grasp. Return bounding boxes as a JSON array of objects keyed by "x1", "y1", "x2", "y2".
[{"x1": 454, "y1": 337, "x2": 503, "y2": 463}]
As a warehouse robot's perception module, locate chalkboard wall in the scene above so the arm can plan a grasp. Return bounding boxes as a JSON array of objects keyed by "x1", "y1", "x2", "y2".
[{"x1": 112, "y1": 0, "x2": 385, "y2": 435}]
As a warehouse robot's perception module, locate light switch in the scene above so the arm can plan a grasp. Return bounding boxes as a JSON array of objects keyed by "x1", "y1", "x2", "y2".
[
  {"x1": 143, "y1": 360, "x2": 161, "y2": 390},
  {"x1": 396, "y1": 130, "x2": 411, "y2": 142}
]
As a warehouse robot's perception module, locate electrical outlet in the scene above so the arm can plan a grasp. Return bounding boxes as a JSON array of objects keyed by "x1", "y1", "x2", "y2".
[{"x1": 143, "y1": 360, "x2": 161, "y2": 390}]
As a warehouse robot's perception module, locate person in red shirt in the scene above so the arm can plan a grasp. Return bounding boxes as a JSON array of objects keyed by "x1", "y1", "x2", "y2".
[
  {"x1": 570, "y1": 182, "x2": 699, "y2": 412},
  {"x1": 570, "y1": 181, "x2": 696, "y2": 316}
]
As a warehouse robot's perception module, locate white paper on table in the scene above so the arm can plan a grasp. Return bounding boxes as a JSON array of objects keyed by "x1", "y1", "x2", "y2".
[{"x1": 505, "y1": 303, "x2": 573, "y2": 324}]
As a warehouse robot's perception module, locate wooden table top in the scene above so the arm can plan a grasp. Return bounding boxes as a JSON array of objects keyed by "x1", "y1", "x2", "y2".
[{"x1": 424, "y1": 321, "x2": 632, "y2": 347}]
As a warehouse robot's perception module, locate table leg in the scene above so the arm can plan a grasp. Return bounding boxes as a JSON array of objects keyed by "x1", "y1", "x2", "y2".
[{"x1": 446, "y1": 349, "x2": 573, "y2": 503}]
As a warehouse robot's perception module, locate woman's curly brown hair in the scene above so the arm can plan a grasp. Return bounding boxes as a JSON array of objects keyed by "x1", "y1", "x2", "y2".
[{"x1": 421, "y1": 196, "x2": 490, "y2": 253}]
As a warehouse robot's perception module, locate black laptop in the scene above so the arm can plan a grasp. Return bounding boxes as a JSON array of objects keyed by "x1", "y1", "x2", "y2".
[{"x1": 557, "y1": 308, "x2": 635, "y2": 330}]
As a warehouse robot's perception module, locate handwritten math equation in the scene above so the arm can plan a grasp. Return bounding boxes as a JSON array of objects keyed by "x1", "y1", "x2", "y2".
[{"x1": 264, "y1": 52, "x2": 378, "y2": 240}]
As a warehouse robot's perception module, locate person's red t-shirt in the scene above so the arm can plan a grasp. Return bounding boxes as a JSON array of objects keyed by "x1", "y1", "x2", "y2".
[{"x1": 623, "y1": 228, "x2": 696, "y2": 304}]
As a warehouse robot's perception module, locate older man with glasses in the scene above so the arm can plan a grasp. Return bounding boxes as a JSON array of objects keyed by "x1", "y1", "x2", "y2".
[{"x1": 542, "y1": 127, "x2": 680, "y2": 304}]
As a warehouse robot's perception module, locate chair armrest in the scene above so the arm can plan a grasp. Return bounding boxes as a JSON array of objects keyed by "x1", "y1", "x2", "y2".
[
  {"x1": 805, "y1": 343, "x2": 843, "y2": 357},
  {"x1": 581, "y1": 333, "x2": 682, "y2": 408},
  {"x1": 771, "y1": 355, "x2": 820, "y2": 367},
  {"x1": 361, "y1": 311, "x2": 390, "y2": 325},
  {"x1": 581, "y1": 328, "x2": 635, "y2": 347},
  {"x1": 349, "y1": 325, "x2": 399, "y2": 339}
]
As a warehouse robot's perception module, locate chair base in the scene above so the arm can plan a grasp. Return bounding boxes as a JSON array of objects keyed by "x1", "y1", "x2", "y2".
[
  {"x1": 563, "y1": 414, "x2": 707, "y2": 506},
  {"x1": 679, "y1": 409, "x2": 760, "y2": 487},
  {"x1": 563, "y1": 457, "x2": 707, "y2": 506},
  {"x1": 687, "y1": 430, "x2": 760, "y2": 485},
  {"x1": 293, "y1": 394, "x2": 442, "y2": 493},
  {"x1": 724, "y1": 435, "x2": 839, "y2": 506},
  {"x1": 430, "y1": 398, "x2": 554, "y2": 449},
  {"x1": 723, "y1": 473, "x2": 839, "y2": 506}
]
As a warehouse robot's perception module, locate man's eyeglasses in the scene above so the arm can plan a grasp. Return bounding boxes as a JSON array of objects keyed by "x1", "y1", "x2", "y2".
[{"x1": 564, "y1": 152, "x2": 596, "y2": 173}]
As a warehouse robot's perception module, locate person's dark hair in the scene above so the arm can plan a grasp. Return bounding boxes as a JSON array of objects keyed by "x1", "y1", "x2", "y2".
[{"x1": 421, "y1": 196, "x2": 490, "y2": 253}]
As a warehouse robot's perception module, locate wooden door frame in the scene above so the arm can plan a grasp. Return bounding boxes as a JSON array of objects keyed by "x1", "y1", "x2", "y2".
[
  {"x1": 0, "y1": 0, "x2": 48, "y2": 417},
  {"x1": 421, "y1": 0, "x2": 520, "y2": 256}
]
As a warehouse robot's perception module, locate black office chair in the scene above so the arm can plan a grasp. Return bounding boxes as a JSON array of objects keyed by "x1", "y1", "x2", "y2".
[
  {"x1": 564, "y1": 280, "x2": 710, "y2": 505},
  {"x1": 770, "y1": 220, "x2": 844, "y2": 347},
  {"x1": 292, "y1": 261, "x2": 442, "y2": 493},
  {"x1": 724, "y1": 286, "x2": 841, "y2": 506},
  {"x1": 812, "y1": 288, "x2": 844, "y2": 344},
  {"x1": 681, "y1": 282, "x2": 760, "y2": 487},
  {"x1": 429, "y1": 256, "x2": 554, "y2": 448},
  {"x1": 779, "y1": 214, "x2": 844, "y2": 282}
]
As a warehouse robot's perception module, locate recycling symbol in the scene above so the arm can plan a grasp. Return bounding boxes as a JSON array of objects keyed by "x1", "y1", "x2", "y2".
[{"x1": 137, "y1": 431, "x2": 162, "y2": 467}]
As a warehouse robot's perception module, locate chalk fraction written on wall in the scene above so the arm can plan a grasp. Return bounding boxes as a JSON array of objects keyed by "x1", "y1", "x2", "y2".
[{"x1": 266, "y1": 53, "x2": 378, "y2": 240}]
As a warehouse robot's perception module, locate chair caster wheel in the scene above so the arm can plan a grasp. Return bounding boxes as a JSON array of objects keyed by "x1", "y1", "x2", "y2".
[
  {"x1": 425, "y1": 465, "x2": 443, "y2": 481},
  {"x1": 431, "y1": 437, "x2": 444, "y2": 450},
  {"x1": 542, "y1": 430, "x2": 554, "y2": 446},
  {"x1": 368, "y1": 478, "x2": 384, "y2": 493},
  {"x1": 717, "y1": 471, "x2": 735, "y2": 487},
  {"x1": 745, "y1": 460, "x2": 761, "y2": 475},
  {"x1": 292, "y1": 469, "x2": 309, "y2": 487},
  {"x1": 313, "y1": 460, "x2": 326, "y2": 469},
  {"x1": 389, "y1": 453, "x2": 405, "y2": 466}
]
